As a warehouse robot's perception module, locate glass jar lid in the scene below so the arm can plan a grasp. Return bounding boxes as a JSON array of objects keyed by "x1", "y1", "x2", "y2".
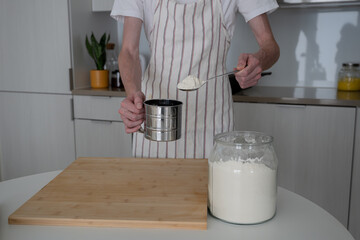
[
  {"x1": 214, "y1": 131, "x2": 273, "y2": 147},
  {"x1": 342, "y1": 62, "x2": 360, "y2": 67}
]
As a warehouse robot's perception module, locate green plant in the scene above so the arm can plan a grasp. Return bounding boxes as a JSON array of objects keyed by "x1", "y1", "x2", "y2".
[{"x1": 85, "y1": 32, "x2": 110, "y2": 70}]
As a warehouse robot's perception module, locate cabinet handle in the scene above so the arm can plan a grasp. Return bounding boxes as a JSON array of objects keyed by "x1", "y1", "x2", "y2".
[
  {"x1": 69, "y1": 68, "x2": 73, "y2": 91},
  {"x1": 90, "y1": 119, "x2": 113, "y2": 124},
  {"x1": 277, "y1": 104, "x2": 306, "y2": 109},
  {"x1": 90, "y1": 96, "x2": 112, "y2": 100},
  {"x1": 70, "y1": 98, "x2": 74, "y2": 121}
]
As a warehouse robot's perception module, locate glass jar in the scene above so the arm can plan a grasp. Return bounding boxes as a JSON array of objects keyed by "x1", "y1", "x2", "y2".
[
  {"x1": 337, "y1": 63, "x2": 360, "y2": 91},
  {"x1": 105, "y1": 43, "x2": 121, "y2": 88},
  {"x1": 111, "y1": 69, "x2": 123, "y2": 89},
  {"x1": 208, "y1": 131, "x2": 278, "y2": 224}
]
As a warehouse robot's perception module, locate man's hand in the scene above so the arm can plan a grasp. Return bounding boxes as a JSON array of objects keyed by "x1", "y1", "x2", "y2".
[
  {"x1": 234, "y1": 53, "x2": 263, "y2": 89},
  {"x1": 234, "y1": 13, "x2": 280, "y2": 89},
  {"x1": 119, "y1": 91, "x2": 145, "y2": 133}
]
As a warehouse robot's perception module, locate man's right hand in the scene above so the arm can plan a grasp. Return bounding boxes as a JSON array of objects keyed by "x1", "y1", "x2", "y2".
[{"x1": 119, "y1": 91, "x2": 145, "y2": 133}]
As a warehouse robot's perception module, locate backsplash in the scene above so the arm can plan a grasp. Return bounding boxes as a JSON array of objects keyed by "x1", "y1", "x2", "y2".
[{"x1": 227, "y1": 6, "x2": 360, "y2": 88}]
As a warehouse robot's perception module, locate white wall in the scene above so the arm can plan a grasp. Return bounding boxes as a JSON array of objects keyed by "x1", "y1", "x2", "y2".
[
  {"x1": 70, "y1": 0, "x2": 119, "y2": 89},
  {"x1": 116, "y1": 22, "x2": 151, "y2": 64},
  {"x1": 116, "y1": 6, "x2": 360, "y2": 88}
]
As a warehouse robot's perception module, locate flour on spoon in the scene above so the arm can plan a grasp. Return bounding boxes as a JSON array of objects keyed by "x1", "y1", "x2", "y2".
[{"x1": 177, "y1": 75, "x2": 205, "y2": 90}]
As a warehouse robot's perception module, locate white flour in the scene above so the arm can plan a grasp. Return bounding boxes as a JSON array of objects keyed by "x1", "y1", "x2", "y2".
[
  {"x1": 177, "y1": 75, "x2": 205, "y2": 90},
  {"x1": 208, "y1": 159, "x2": 277, "y2": 224}
]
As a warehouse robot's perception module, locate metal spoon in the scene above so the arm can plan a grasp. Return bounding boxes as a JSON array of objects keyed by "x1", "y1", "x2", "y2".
[
  {"x1": 177, "y1": 70, "x2": 239, "y2": 91},
  {"x1": 177, "y1": 71, "x2": 272, "y2": 91}
]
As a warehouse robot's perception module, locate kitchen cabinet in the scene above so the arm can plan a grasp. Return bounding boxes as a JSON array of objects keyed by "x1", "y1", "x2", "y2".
[
  {"x1": 233, "y1": 102, "x2": 355, "y2": 227},
  {"x1": 92, "y1": 0, "x2": 115, "y2": 12},
  {"x1": 0, "y1": 0, "x2": 77, "y2": 181},
  {"x1": 0, "y1": 0, "x2": 119, "y2": 180},
  {"x1": 0, "y1": 0, "x2": 71, "y2": 94},
  {"x1": 277, "y1": 0, "x2": 360, "y2": 8},
  {"x1": 0, "y1": 92, "x2": 75, "y2": 180},
  {"x1": 74, "y1": 120, "x2": 131, "y2": 158},
  {"x1": 349, "y1": 107, "x2": 360, "y2": 240},
  {"x1": 73, "y1": 95, "x2": 132, "y2": 158}
]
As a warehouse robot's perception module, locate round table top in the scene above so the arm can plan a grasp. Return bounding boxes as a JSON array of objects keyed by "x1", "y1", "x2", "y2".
[{"x1": 0, "y1": 171, "x2": 355, "y2": 240}]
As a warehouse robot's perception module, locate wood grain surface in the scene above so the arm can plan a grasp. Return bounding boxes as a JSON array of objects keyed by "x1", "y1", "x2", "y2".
[{"x1": 8, "y1": 157, "x2": 208, "y2": 229}]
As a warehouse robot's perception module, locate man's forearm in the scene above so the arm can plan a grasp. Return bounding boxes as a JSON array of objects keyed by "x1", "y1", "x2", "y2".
[
  {"x1": 118, "y1": 48, "x2": 142, "y2": 96},
  {"x1": 254, "y1": 40, "x2": 280, "y2": 71},
  {"x1": 248, "y1": 14, "x2": 280, "y2": 71}
]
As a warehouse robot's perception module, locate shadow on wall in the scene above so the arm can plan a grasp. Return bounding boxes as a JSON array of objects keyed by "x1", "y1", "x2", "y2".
[
  {"x1": 268, "y1": 8, "x2": 330, "y2": 87},
  {"x1": 335, "y1": 13, "x2": 360, "y2": 70},
  {"x1": 270, "y1": 7, "x2": 359, "y2": 87},
  {"x1": 300, "y1": 11, "x2": 327, "y2": 86},
  {"x1": 226, "y1": 8, "x2": 326, "y2": 87},
  {"x1": 276, "y1": 8, "x2": 326, "y2": 86}
]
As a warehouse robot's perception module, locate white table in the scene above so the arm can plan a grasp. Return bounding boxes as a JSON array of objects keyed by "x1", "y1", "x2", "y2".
[{"x1": 0, "y1": 171, "x2": 355, "y2": 240}]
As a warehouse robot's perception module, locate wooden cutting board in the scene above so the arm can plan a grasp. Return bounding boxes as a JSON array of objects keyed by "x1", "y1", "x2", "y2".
[{"x1": 8, "y1": 157, "x2": 208, "y2": 229}]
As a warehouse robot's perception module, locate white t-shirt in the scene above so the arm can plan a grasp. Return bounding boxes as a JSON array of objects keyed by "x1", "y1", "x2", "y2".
[{"x1": 111, "y1": 0, "x2": 278, "y2": 40}]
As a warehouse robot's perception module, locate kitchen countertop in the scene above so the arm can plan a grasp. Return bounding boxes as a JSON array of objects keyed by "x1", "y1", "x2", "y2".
[
  {"x1": 72, "y1": 86, "x2": 360, "y2": 107},
  {"x1": 72, "y1": 87, "x2": 127, "y2": 97},
  {"x1": 233, "y1": 86, "x2": 360, "y2": 107},
  {"x1": 0, "y1": 171, "x2": 355, "y2": 240}
]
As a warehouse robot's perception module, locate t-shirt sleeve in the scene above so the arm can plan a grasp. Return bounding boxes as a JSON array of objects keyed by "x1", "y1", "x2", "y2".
[
  {"x1": 110, "y1": 0, "x2": 144, "y2": 22},
  {"x1": 237, "y1": 0, "x2": 279, "y2": 22}
]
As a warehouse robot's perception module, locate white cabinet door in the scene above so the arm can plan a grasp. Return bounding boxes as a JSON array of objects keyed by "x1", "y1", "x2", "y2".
[
  {"x1": 92, "y1": 0, "x2": 114, "y2": 11},
  {"x1": 0, "y1": 141, "x2": 2, "y2": 181},
  {"x1": 233, "y1": 102, "x2": 355, "y2": 227},
  {"x1": 232, "y1": 102, "x2": 276, "y2": 133},
  {"x1": 0, "y1": 0, "x2": 71, "y2": 93},
  {"x1": 75, "y1": 119, "x2": 132, "y2": 158},
  {"x1": 74, "y1": 95, "x2": 123, "y2": 121},
  {"x1": 73, "y1": 95, "x2": 132, "y2": 158},
  {"x1": 349, "y1": 107, "x2": 360, "y2": 240},
  {"x1": 0, "y1": 92, "x2": 75, "y2": 180}
]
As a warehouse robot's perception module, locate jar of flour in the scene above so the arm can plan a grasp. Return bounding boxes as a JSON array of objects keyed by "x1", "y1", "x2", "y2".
[{"x1": 208, "y1": 131, "x2": 278, "y2": 224}]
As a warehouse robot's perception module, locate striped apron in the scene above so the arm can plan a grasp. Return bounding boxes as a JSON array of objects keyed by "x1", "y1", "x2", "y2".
[{"x1": 133, "y1": 0, "x2": 233, "y2": 159}]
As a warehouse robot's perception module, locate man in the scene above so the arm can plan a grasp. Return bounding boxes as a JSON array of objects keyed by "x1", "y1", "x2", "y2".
[{"x1": 111, "y1": 0, "x2": 280, "y2": 159}]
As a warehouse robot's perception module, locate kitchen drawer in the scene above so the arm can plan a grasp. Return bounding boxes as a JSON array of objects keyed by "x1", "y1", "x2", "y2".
[
  {"x1": 75, "y1": 119, "x2": 132, "y2": 158},
  {"x1": 73, "y1": 95, "x2": 124, "y2": 121}
]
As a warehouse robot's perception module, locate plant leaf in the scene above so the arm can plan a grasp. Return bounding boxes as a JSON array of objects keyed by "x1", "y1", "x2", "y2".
[
  {"x1": 90, "y1": 33, "x2": 98, "y2": 49},
  {"x1": 107, "y1": 33, "x2": 110, "y2": 44},
  {"x1": 85, "y1": 36, "x2": 93, "y2": 58},
  {"x1": 93, "y1": 45, "x2": 100, "y2": 69},
  {"x1": 99, "y1": 33, "x2": 107, "y2": 47},
  {"x1": 85, "y1": 32, "x2": 110, "y2": 70},
  {"x1": 86, "y1": 35, "x2": 98, "y2": 68},
  {"x1": 99, "y1": 52, "x2": 106, "y2": 70}
]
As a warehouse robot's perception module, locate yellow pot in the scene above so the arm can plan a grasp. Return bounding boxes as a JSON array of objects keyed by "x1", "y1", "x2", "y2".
[{"x1": 90, "y1": 70, "x2": 109, "y2": 89}]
